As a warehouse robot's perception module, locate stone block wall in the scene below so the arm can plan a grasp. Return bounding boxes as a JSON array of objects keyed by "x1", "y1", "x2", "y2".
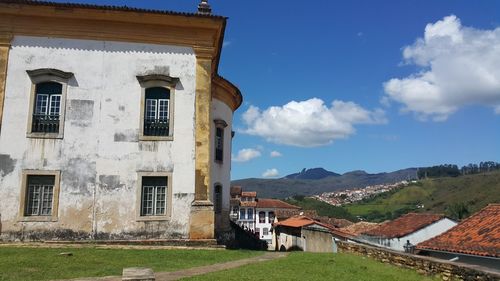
[{"x1": 337, "y1": 241, "x2": 500, "y2": 281}]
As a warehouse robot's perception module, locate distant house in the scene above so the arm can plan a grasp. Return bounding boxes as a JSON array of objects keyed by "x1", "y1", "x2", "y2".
[
  {"x1": 255, "y1": 199, "x2": 300, "y2": 244},
  {"x1": 237, "y1": 191, "x2": 258, "y2": 231},
  {"x1": 229, "y1": 187, "x2": 301, "y2": 238},
  {"x1": 417, "y1": 204, "x2": 500, "y2": 271},
  {"x1": 359, "y1": 213, "x2": 457, "y2": 252},
  {"x1": 273, "y1": 216, "x2": 352, "y2": 252}
]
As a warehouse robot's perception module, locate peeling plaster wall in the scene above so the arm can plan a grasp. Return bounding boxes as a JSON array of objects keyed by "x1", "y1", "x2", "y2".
[
  {"x1": 0, "y1": 36, "x2": 197, "y2": 240},
  {"x1": 211, "y1": 99, "x2": 233, "y2": 232}
]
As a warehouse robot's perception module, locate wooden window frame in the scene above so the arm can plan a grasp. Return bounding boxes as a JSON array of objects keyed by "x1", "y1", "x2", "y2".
[
  {"x1": 136, "y1": 171, "x2": 173, "y2": 221},
  {"x1": 137, "y1": 74, "x2": 179, "y2": 141},
  {"x1": 26, "y1": 69, "x2": 73, "y2": 139},
  {"x1": 18, "y1": 170, "x2": 61, "y2": 222}
]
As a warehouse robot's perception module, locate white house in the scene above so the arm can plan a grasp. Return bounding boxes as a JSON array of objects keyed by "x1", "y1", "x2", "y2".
[
  {"x1": 359, "y1": 213, "x2": 457, "y2": 252},
  {"x1": 255, "y1": 198, "x2": 300, "y2": 244},
  {"x1": 0, "y1": 0, "x2": 242, "y2": 241}
]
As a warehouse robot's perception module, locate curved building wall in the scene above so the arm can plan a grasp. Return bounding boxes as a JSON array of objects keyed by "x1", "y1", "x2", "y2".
[{"x1": 210, "y1": 98, "x2": 233, "y2": 232}]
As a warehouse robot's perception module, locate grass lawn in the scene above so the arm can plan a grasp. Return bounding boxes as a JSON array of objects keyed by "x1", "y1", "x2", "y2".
[
  {"x1": 0, "y1": 247, "x2": 262, "y2": 281},
  {"x1": 185, "y1": 252, "x2": 439, "y2": 281}
]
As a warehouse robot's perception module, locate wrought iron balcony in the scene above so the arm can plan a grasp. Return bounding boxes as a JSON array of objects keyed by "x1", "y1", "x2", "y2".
[
  {"x1": 32, "y1": 114, "x2": 60, "y2": 133},
  {"x1": 144, "y1": 118, "x2": 169, "y2": 136}
]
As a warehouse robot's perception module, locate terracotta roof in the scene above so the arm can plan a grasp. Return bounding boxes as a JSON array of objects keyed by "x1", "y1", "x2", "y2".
[
  {"x1": 240, "y1": 201, "x2": 257, "y2": 207},
  {"x1": 256, "y1": 199, "x2": 300, "y2": 209},
  {"x1": 274, "y1": 215, "x2": 352, "y2": 239},
  {"x1": 241, "y1": 191, "x2": 257, "y2": 197},
  {"x1": 315, "y1": 216, "x2": 354, "y2": 228},
  {"x1": 230, "y1": 186, "x2": 242, "y2": 197},
  {"x1": 0, "y1": 0, "x2": 226, "y2": 19},
  {"x1": 417, "y1": 204, "x2": 500, "y2": 258},
  {"x1": 275, "y1": 209, "x2": 317, "y2": 220},
  {"x1": 341, "y1": 222, "x2": 380, "y2": 236},
  {"x1": 363, "y1": 213, "x2": 446, "y2": 238}
]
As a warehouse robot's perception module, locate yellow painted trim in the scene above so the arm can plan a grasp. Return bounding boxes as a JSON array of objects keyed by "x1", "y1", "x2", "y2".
[
  {"x1": 212, "y1": 75, "x2": 243, "y2": 111},
  {"x1": 0, "y1": 3, "x2": 222, "y2": 58},
  {"x1": 0, "y1": 34, "x2": 11, "y2": 132},
  {"x1": 194, "y1": 57, "x2": 213, "y2": 202}
]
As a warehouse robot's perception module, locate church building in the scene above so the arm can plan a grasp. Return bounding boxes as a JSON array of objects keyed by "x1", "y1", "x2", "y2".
[{"x1": 0, "y1": 0, "x2": 242, "y2": 241}]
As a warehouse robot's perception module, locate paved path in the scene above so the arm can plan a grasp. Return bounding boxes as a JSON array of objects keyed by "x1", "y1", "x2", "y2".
[{"x1": 54, "y1": 252, "x2": 287, "y2": 281}]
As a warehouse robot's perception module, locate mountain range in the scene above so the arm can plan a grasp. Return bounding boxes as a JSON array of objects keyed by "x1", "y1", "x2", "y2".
[{"x1": 231, "y1": 167, "x2": 418, "y2": 199}]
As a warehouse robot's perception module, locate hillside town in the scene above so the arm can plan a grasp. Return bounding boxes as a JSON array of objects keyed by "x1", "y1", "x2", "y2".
[
  {"x1": 312, "y1": 180, "x2": 413, "y2": 206},
  {"x1": 0, "y1": 1, "x2": 499, "y2": 281}
]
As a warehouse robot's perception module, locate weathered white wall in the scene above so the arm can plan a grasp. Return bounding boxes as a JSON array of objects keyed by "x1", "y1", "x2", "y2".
[
  {"x1": 361, "y1": 218, "x2": 457, "y2": 252},
  {"x1": 210, "y1": 99, "x2": 232, "y2": 232},
  {"x1": 0, "y1": 36, "x2": 198, "y2": 240}
]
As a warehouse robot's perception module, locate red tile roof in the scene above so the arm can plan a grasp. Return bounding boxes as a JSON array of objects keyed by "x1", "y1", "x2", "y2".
[
  {"x1": 363, "y1": 213, "x2": 446, "y2": 238},
  {"x1": 240, "y1": 201, "x2": 257, "y2": 207},
  {"x1": 417, "y1": 204, "x2": 500, "y2": 258},
  {"x1": 315, "y1": 216, "x2": 354, "y2": 228},
  {"x1": 274, "y1": 216, "x2": 352, "y2": 239},
  {"x1": 341, "y1": 222, "x2": 380, "y2": 236},
  {"x1": 241, "y1": 191, "x2": 256, "y2": 197},
  {"x1": 275, "y1": 209, "x2": 317, "y2": 220},
  {"x1": 256, "y1": 199, "x2": 300, "y2": 209},
  {"x1": 230, "y1": 186, "x2": 242, "y2": 197}
]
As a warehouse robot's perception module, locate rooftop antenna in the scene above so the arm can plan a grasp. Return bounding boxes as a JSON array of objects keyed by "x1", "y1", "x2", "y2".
[{"x1": 197, "y1": 0, "x2": 212, "y2": 15}]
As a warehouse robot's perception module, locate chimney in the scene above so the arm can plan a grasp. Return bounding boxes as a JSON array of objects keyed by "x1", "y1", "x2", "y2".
[{"x1": 197, "y1": 0, "x2": 212, "y2": 15}]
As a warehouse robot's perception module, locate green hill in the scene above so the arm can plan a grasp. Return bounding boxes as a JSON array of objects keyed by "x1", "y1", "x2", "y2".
[
  {"x1": 285, "y1": 196, "x2": 359, "y2": 222},
  {"x1": 346, "y1": 170, "x2": 500, "y2": 222}
]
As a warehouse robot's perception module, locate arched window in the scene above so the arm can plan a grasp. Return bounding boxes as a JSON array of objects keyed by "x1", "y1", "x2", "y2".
[
  {"x1": 137, "y1": 74, "x2": 179, "y2": 141},
  {"x1": 32, "y1": 82, "x2": 63, "y2": 133},
  {"x1": 26, "y1": 68, "x2": 73, "y2": 138},
  {"x1": 214, "y1": 184, "x2": 222, "y2": 213}
]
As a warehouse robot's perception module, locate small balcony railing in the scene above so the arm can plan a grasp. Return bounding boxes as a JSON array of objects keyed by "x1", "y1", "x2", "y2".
[
  {"x1": 144, "y1": 118, "x2": 169, "y2": 136},
  {"x1": 32, "y1": 114, "x2": 60, "y2": 133}
]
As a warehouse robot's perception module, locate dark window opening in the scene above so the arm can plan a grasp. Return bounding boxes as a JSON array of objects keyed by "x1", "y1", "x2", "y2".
[
  {"x1": 25, "y1": 175, "x2": 55, "y2": 216},
  {"x1": 259, "y1": 211, "x2": 266, "y2": 223},
  {"x1": 144, "y1": 87, "x2": 170, "y2": 136},
  {"x1": 32, "y1": 82, "x2": 62, "y2": 133},
  {"x1": 215, "y1": 127, "x2": 224, "y2": 162},
  {"x1": 214, "y1": 185, "x2": 222, "y2": 213},
  {"x1": 141, "y1": 176, "x2": 168, "y2": 216}
]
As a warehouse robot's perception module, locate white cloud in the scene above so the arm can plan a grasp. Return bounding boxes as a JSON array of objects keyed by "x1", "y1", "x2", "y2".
[
  {"x1": 262, "y1": 168, "x2": 279, "y2": 178},
  {"x1": 270, "y1": 151, "x2": 282, "y2": 157},
  {"x1": 232, "y1": 148, "x2": 261, "y2": 162},
  {"x1": 241, "y1": 98, "x2": 386, "y2": 147},
  {"x1": 384, "y1": 15, "x2": 500, "y2": 121}
]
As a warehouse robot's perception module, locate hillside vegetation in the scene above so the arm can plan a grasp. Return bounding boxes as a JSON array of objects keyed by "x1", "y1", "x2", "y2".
[
  {"x1": 346, "y1": 170, "x2": 500, "y2": 222},
  {"x1": 285, "y1": 196, "x2": 358, "y2": 222}
]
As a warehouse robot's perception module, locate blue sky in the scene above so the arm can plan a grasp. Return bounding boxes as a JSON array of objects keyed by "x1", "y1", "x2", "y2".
[{"x1": 54, "y1": 0, "x2": 500, "y2": 179}]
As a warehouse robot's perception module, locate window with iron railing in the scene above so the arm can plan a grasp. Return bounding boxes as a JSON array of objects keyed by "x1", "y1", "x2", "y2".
[
  {"x1": 144, "y1": 87, "x2": 170, "y2": 137},
  {"x1": 32, "y1": 82, "x2": 62, "y2": 133}
]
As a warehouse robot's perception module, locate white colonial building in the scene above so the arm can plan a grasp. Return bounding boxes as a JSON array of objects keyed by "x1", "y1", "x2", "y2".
[{"x1": 0, "y1": 0, "x2": 242, "y2": 241}]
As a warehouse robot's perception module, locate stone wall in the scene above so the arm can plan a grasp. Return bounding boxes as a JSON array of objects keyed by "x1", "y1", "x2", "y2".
[{"x1": 337, "y1": 241, "x2": 500, "y2": 281}]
